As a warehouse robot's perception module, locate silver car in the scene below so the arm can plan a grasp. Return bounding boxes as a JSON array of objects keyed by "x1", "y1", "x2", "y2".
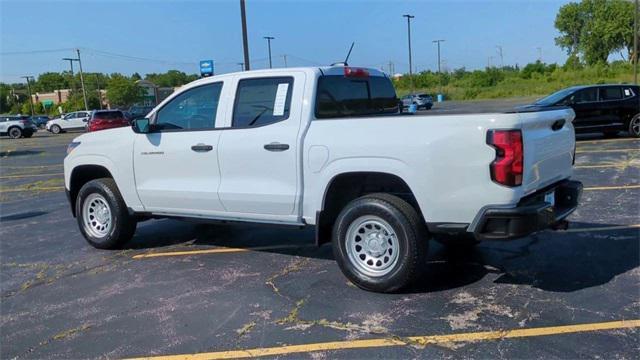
[
  {"x1": 0, "y1": 115, "x2": 38, "y2": 139},
  {"x1": 401, "y1": 93, "x2": 433, "y2": 110}
]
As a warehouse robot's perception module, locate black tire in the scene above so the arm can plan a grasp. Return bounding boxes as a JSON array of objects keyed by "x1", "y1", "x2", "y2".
[
  {"x1": 75, "y1": 178, "x2": 137, "y2": 249},
  {"x1": 332, "y1": 193, "x2": 429, "y2": 293},
  {"x1": 51, "y1": 125, "x2": 61, "y2": 134},
  {"x1": 628, "y1": 114, "x2": 640, "y2": 138},
  {"x1": 23, "y1": 132, "x2": 33, "y2": 139},
  {"x1": 8, "y1": 127, "x2": 22, "y2": 139}
]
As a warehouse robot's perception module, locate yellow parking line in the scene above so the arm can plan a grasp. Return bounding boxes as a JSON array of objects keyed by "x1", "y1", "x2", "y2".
[
  {"x1": 574, "y1": 164, "x2": 628, "y2": 169},
  {"x1": 577, "y1": 138, "x2": 639, "y2": 145},
  {"x1": 0, "y1": 164, "x2": 62, "y2": 169},
  {"x1": 584, "y1": 184, "x2": 640, "y2": 191},
  {"x1": 561, "y1": 224, "x2": 640, "y2": 233},
  {"x1": 132, "y1": 244, "x2": 313, "y2": 259},
  {"x1": 0, "y1": 172, "x2": 63, "y2": 179},
  {"x1": 126, "y1": 319, "x2": 640, "y2": 360},
  {"x1": 576, "y1": 148, "x2": 639, "y2": 154}
]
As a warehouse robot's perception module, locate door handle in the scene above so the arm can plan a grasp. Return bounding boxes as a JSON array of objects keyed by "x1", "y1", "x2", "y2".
[
  {"x1": 551, "y1": 119, "x2": 566, "y2": 131},
  {"x1": 191, "y1": 143, "x2": 213, "y2": 152},
  {"x1": 264, "y1": 142, "x2": 290, "y2": 152}
]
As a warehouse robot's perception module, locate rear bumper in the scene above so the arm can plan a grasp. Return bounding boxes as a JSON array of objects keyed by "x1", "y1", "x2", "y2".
[{"x1": 473, "y1": 180, "x2": 582, "y2": 240}]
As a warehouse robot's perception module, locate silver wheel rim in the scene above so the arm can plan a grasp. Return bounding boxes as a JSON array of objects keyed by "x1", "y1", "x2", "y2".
[
  {"x1": 9, "y1": 128, "x2": 20, "y2": 138},
  {"x1": 631, "y1": 117, "x2": 640, "y2": 136},
  {"x1": 52, "y1": 126, "x2": 60, "y2": 134},
  {"x1": 82, "y1": 193, "x2": 112, "y2": 238},
  {"x1": 345, "y1": 215, "x2": 400, "y2": 277}
]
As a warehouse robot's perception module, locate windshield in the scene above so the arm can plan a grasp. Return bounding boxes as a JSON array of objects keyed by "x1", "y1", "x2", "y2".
[{"x1": 534, "y1": 88, "x2": 578, "y2": 106}]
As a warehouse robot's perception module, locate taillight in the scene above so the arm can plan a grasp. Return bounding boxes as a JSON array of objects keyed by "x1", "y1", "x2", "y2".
[
  {"x1": 487, "y1": 129, "x2": 523, "y2": 187},
  {"x1": 343, "y1": 67, "x2": 369, "y2": 78}
]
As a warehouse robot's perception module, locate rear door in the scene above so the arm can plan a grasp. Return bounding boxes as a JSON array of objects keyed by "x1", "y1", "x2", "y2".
[
  {"x1": 598, "y1": 86, "x2": 625, "y2": 129},
  {"x1": 217, "y1": 73, "x2": 305, "y2": 221}
]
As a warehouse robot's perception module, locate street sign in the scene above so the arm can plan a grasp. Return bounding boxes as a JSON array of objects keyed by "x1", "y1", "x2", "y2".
[{"x1": 200, "y1": 60, "x2": 214, "y2": 77}]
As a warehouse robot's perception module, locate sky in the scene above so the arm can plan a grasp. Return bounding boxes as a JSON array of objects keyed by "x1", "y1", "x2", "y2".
[{"x1": 0, "y1": 0, "x2": 575, "y2": 83}]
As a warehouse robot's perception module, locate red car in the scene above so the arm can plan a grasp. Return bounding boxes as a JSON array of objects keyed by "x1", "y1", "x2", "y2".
[{"x1": 87, "y1": 110, "x2": 130, "y2": 132}]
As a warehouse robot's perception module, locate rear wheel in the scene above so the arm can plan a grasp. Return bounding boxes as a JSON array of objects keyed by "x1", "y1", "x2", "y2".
[
  {"x1": 51, "y1": 125, "x2": 61, "y2": 134},
  {"x1": 76, "y1": 178, "x2": 137, "y2": 249},
  {"x1": 332, "y1": 193, "x2": 428, "y2": 293},
  {"x1": 629, "y1": 114, "x2": 640, "y2": 138},
  {"x1": 8, "y1": 127, "x2": 22, "y2": 139},
  {"x1": 23, "y1": 132, "x2": 33, "y2": 139}
]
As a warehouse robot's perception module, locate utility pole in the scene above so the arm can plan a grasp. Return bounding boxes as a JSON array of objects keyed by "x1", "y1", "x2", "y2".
[
  {"x1": 95, "y1": 75, "x2": 103, "y2": 110},
  {"x1": 496, "y1": 45, "x2": 504, "y2": 67},
  {"x1": 240, "y1": 0, "x2": 250, "y2": 71},
  {"x1": 264, "y1": 36, "x2": 275, "y2": 69},
  {"x1": 402, "y1": 14, "x2": 415, "y2": 94},
  {"x1": 536, "y1": 47, "x2": 543, "y2": 62},
  {"x1": 432, "y1": 39, "x2": 445, "y2": 73},
  {"x1": 76, "y1": 49, "x2": 88, "y2": 110},
  {"x1": 62, "y1": 57, "x2": 78, "y2": 91},
  {"x1": 21, "y1": 76, "x2": 35, "y2": 116},
  {"x1": 634, "y1": 0, "x2": 638, "y2": 84},
  {"x1": 237, "y1": 62, "x2": 245, "y2": 71},
  {"x1": 488, "y1": 56, "x2": 494, "y2": 68},
  {"x1": 282, "y1": 54, "x2": 288, "y2": 68},
  {"x1": 388, "y1": 61, "x2": 394, "y2": 75}
]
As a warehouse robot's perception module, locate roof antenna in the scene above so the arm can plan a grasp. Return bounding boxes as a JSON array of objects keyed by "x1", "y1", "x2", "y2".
[
  {"x1": 344, "y1": 42, "x2": 355, "y2": 66},
  {"x1": 331, "y1": 42, "x2": 355, "y2": 66}
]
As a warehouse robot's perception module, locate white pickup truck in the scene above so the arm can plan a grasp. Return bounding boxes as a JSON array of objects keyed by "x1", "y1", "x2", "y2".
[{"x1": 64, "y1": 66, "x2": 582, "y2": 292}]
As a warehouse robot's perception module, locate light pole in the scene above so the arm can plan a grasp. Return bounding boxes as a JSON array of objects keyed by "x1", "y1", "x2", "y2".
[
  {"x1": 75, "y1": 49, "x2": 88, "y2": 110},
  {"x1": 264, "y1": 36, "x2": 275, "y2": 69},
  {"x1": 240, "y1": 0, "x2": 250, "y2": 71},
  {"x1": 282, "y1": 54, "x2": 288, "y2": 68},
  {"x1": 21, "y1": 76, "x2": 35, "y2": 116},
  {"x1": 496, "y1": 45, "x2": 504, "y2": 67},
  {"x1": 432, "y1": 39, "x2": 445, "y2": 73},
  {"x1": 402, "y1": 14, "x2": 415, "y2": 94}
]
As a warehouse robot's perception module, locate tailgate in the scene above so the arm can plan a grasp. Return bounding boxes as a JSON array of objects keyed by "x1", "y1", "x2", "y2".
[{"x1": 519, "y1": 108, "x2": 575, "y2": 195}]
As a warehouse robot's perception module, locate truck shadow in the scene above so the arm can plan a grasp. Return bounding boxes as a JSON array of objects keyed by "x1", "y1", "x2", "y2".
[{"x1": 126, "y1": 219, "x2": 639, "y2": 294}]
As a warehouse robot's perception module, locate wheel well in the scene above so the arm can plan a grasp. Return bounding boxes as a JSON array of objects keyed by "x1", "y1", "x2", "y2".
[
  {"x1": 315, "y1": 172, "x2": 421, "y2": 246},
  {"x1": 69, "y1": 165, "x2": 113, "y2": 217}
]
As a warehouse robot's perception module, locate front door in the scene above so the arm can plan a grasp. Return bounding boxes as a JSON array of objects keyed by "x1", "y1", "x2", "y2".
[
  {"x1": 569, "y1": 87, "x2": 600, "y2": 132},
  {"x1": 217, "y1": 74, "x2": 304, "y2": 220},
  {"x1": 134, "y1": 82, "x2": 226, "y2": 215}
]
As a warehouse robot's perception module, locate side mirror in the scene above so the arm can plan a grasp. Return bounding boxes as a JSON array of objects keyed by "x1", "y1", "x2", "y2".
[{"x1": 132, "y1": 118, "x2": 152, "y2": 134}]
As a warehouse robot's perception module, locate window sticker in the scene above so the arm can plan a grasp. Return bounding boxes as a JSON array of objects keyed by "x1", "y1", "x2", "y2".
[
  {"x1": 624, "y1": 89, "x2": 631, "y2": 96},
  {"x1": 273, "y1": 83, "x2": 289, "y2": 116}
]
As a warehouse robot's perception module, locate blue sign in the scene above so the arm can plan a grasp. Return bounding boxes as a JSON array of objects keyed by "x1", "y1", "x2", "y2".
[{"x1": 200, "y1": 60, "x2": 214, "y2": 77}]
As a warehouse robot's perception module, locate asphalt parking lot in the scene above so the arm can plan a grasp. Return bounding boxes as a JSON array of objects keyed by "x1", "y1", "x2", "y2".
[{"x1": 1, "y1": 114, "x2": 639, "y2": 359}]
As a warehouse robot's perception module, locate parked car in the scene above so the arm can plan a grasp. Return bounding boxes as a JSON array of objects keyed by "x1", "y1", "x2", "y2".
[
  {"x1": 520, "y1": 84, "x2": 640, "y2": 137},
  {"x1": 46, "y1": 111, "x2": 91, "y2": 134},
  {"x1": 65, "y1": 66, "x2": 581, "y2": 293},
  {"x1": 400, "y1": 93, "x2": 433, "y2": 110},
  {"x1": 127, "y1": 105, "x2": 154, "y2": 120},
  {"x1": 30, "y1": 115, "x2": 50, "y2": 129},
  {"x1": 87, "y1": 110, "x2": 130, "y2": 132},
  {"x1": 0, "y1": 115, "x2": 38, "y2": 138}
]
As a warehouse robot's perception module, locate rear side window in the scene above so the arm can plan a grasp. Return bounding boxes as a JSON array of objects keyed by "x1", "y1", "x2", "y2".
[
  {"x1": 315, "y1": 75, "x2": 398, "y2": 119},
  {"x1": 232, "y1": 77, "x2": 293, "y2": 128},
  {"x1": 599, "y1": 87, "x2": 622, "y2": 101},
  {"x1": 623, "y1": 87, "x2": 637, "y2": 98},
  {"x1": 155, "y1": 82, "x2": 222, "y2": 130},
  {"x1": 94, "y1": 111, "x2": 123, "y2": 120}
]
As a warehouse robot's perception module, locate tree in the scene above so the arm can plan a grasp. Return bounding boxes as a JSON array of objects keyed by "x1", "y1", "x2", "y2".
[
  {"x1": 34, "y1": 72, "x2": 70, "y2": 92},
  {"x1": 555, "y1": 0, "x2": 636, "y2": 65},
  {"x1": 144, "y1": 70, "x2": 198, "y2": 87},
  {"x1": 106, "y1": 75, "x2": 144, "y2": 108}
]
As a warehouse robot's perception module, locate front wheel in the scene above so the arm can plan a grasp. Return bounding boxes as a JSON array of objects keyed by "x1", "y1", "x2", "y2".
[
  {"x1": 50, "y1": 125, "x2": 61, "y2": 134},
  {"x1": 332, "y1": 193, "x2": 428, "y2": 293},
  {"x1": 8, "y1": 127, "x2": 22, "y2": 139},
  {"x1": 76, "y1": 178, "x2": 137, "y2": 249},
  {"x1": 629, "y1": 114, "x2": 640, "y2": 138}
]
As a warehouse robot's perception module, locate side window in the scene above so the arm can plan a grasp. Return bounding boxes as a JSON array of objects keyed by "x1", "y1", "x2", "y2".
[
  {"x1": 155, "y1": 82, "x2": 222, "y2": 130},
  {"x1": 571, "y1": 88, "x2": 597, "y2": 103},
  {"x1": 232, "y1": 77, "x2": 293, "y2": 128},
  {"x1": 599, "y1": 87, "x2": 622, "y2": 101},
  {"x1": 623, "y1": 87, "x2": 636, "y2": 98}
]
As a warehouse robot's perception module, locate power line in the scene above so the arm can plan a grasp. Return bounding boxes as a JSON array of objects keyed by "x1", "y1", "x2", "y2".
[{"x1": 0, "y1": 48, "x2": 76, "y2": 56}]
